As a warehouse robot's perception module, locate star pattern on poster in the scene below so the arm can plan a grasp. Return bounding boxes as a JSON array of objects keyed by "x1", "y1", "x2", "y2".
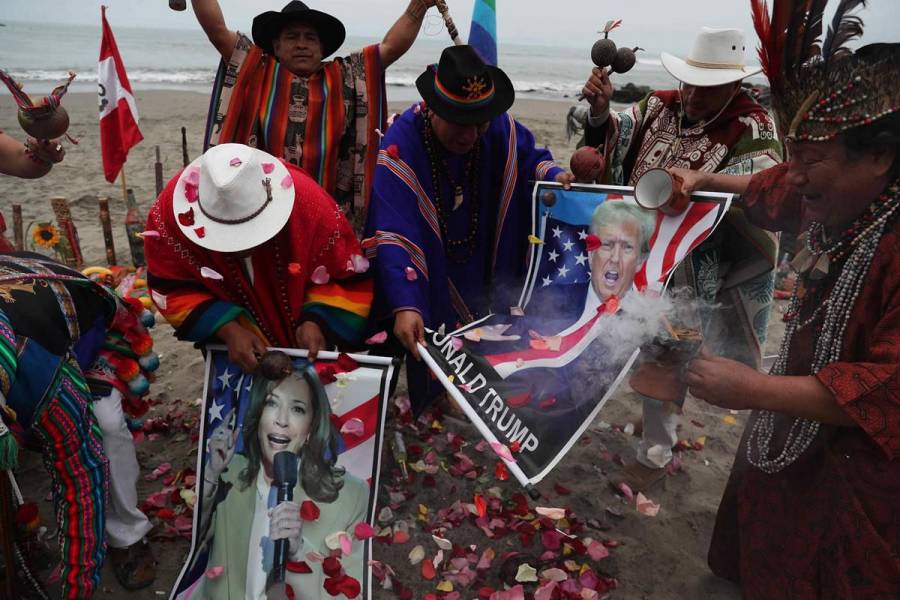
[
  {"x1": 536, "y1": 216, "x2": 595, "y2": 288},
  {"x1": 548, "y1": 249, "x2": 559, "y2": 263},
  {"x1": 208, "y1": 400, "x2": 224, "y2": 423},
  {"x1": 217, "y1": 368, "x2": 233, "y2": 390}
]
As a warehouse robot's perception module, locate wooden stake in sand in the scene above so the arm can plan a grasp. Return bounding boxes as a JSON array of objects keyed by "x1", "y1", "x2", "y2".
[
  {"x1": 98, "y1": 197, "x2": 117, "y2": 266},
  {"x1": 181, "y1": 126, "x2": 189, "y2": 167},
  {"x1": 11, "y1": 205, "x2": 23, "y2": 251},
  {"x1": 50, "y1": 196, "x2": 84, "y2": 267},
  {"x1": 154, "y1": 145, "x2": 164, "y2": 197},
  {"x1": 124, "y1": 188, "x2": 146, "y2": 267}
]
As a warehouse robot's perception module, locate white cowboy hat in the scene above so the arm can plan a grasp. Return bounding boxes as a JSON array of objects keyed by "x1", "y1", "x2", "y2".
[
  {"x1": 172, "y1": 143, "x2": 295, "y2": 253},
  {"x1": 661, "y1": 27, "x2": 761, "y2": 87}
]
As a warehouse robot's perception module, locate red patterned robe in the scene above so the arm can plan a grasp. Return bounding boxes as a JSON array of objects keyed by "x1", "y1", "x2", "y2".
[{"x1": 708, "y1": 163, "x2": 900, "y2": 598}]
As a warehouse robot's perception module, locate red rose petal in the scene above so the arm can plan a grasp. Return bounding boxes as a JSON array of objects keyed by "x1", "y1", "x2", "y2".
[
  {"x1": 300, "y1": 500, "x2": 321, "y2": 521},
  {"x1": 194, "y1": 226, "x2": 205, "y2": 238},
  {"x1": 286, "y1": 560, "x2": 313, "y2": 574},
  {"x1": 177, "y1": 207, "x2": 195, "y2": 226},
  {"x1": 322, "y1": 556, "x2": 343, "y2": 578}
]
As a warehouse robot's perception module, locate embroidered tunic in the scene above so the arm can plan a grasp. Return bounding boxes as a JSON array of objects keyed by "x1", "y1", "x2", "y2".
[
  {"x1": 145, "y1": 163, "x2": 372, "y2": 349},
  {"x1": 709, "y1": 164, "x2": 900, "y2": 598},
  {"x1": 205, "y1": 34, "x2": 386, "y2": 233}
]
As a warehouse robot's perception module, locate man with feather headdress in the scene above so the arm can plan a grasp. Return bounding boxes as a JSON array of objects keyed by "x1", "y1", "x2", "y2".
[{"x1": 675, "y1": 1, "x2": 900, "y2": 596}]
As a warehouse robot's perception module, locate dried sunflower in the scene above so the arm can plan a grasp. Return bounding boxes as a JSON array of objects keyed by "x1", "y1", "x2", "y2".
[{"x1": 32, "y1": 223, "x2": 60, "y2": 248}]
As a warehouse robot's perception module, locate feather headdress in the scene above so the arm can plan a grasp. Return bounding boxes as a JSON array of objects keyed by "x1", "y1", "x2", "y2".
[{"x1": 751, "y1": 0, "x2": 899, "y2": 141}]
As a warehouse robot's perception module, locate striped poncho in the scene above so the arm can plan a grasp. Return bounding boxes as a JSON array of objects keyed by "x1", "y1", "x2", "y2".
[
  {"x1": 145, "y1": 163, "x2": 372, "y2": 350},
  {"x1": 205, "y1": 34, "x2": 386, "y2": 234}
]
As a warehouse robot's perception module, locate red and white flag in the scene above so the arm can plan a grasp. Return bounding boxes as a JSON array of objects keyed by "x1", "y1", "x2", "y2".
[{"x1": 99, "y1": 5, "x2": 142, "y2": 183}]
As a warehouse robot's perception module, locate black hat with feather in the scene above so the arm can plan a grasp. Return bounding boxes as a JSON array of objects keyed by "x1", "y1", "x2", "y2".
[{"x1": 752, "y1": 0, "x2": 900, "y2": 142}]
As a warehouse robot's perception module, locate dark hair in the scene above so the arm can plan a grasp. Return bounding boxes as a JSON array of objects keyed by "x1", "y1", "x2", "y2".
[
  {"x1": 840, "y1": 111, "x2": 900, "y2": 177},
  {"x1": 239, "y1": 351, "x2": 344, "y2": 502}
]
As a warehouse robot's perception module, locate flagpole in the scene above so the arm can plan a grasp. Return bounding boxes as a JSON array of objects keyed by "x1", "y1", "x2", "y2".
[{"x1": 120, "y1": 163, "x2": 128, "y2": 204}]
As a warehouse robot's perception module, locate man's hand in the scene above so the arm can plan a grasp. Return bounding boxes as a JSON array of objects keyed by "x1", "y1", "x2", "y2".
[
  {"x1": 217, "y1": 320, "x2": 266, "y2": 373},
  {"x1": 555, "y1": 171, "x2": 575, "y2": 189},
  {"x1": 25, "y1": 137, "x2": 65, "y2": 164},
  {"x1": 394, "y1": 310, "x2": 425, "y2": 361},
  {"x1": 295, "y1": 321, "x2": 326, "y2": 361},
  {"x1": 582, "y1": 67, "x2": 614, "y2": 117},
  {"x1": 667, "y1": 167, "x2": 709, "y2": 195},
  {"x1": 685, "y1": 347, "x2": 762, "y2": 410}
]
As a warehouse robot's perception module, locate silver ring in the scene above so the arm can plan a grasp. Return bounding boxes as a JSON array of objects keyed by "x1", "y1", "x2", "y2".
[{"x1": 55, "y1": 144, "x2": 62, "y2": 152}]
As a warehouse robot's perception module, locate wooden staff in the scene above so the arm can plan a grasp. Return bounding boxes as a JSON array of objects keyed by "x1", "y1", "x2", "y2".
[
  {"x1": 98, "y1": 197, "x2": 117, "y2": 265},
  {"x1": 434, "y1": 0, "x2": 463, "y2": 45},
  {"x1": 11, "y1": 205, "x2": 23, "y2": 251},
  {"x1": 50, "y1": 196, "x2": 83, "y2": 267},
  {"x1": 181, "y1": 126, "x2": 189, "y2": 167},
  {"x1": 124, "y1": 188, "x2": 146, "y2": 267},
  {"x1": 154, "y1": 145, "x2": 164, "y2": 197}
]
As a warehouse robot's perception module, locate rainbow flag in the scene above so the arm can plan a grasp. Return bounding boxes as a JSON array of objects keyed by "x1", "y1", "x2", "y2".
[{"x1": 469, "y1": 0, "x2": 497, "y2": 66}]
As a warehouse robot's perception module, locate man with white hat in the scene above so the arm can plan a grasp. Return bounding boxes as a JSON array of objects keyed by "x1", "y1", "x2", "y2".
[
  {"x1": 580, "y1": 27, "x2": 783, "y2": 490},
  {"x1": 145, "y1": 143, "x2": 372, "y2": 373}
]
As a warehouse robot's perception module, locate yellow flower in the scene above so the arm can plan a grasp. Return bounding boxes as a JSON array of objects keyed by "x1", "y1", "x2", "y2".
[{"x1": 32, "y1": 223, "x2": 60, "y2": 248}]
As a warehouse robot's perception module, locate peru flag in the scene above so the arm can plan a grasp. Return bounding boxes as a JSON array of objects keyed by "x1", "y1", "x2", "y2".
[{"x1": 99, "y1": 6, "x2": 142, "y2": 183}]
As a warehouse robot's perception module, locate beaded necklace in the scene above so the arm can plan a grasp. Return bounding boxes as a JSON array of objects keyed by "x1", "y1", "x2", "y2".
[
  {"x1": 422, "y1": 109, "x2": 483, "y2": 264},
  {"x1": 747, "y1": 181, "x2": 900, "y2": 473}
]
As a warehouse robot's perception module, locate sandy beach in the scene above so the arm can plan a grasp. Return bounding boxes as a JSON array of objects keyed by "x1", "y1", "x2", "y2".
[{"x1": 1, "y1": 91, "x2": 785, "y2": 599}]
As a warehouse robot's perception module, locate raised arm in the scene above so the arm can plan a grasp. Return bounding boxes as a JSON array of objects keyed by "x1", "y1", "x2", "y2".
[
  {"x1": 0, "y1": 132, "x2": 64, "y2": 179},
  {"x1": 191, "y1": 0, "x2": 239, "y2": 60},
  {"x1": 379, "y1": 0, "x2": 436, "y2": 68}
]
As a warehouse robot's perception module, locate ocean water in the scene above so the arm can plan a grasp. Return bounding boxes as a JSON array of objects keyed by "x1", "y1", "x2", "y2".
[{"x1": 0, "y1": 20, "x2": 707, "y2": 102}]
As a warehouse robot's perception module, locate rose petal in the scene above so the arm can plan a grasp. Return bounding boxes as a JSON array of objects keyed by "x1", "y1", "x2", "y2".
[
  {"x1": 280, "y1": 174, "x2": 294, "y2": 189},
  {"x1": 184, "y1": 183, "x2": 199, "y2": 203},
  {"x1": 353, "y1": 521, "x2": 377, "y2": 541},
  {"x1": 490, "y1": 442, "x2": 515, "y2": 463},
  {"x1": 340, "y1": 418, "x2": 365, "y2": 437},
  {"x1": 510, "y1": 306, "x2": 525, "y2": 316},
  {"x1": 177, "y1": 207, "x2": 195, "y2": 226},
  {"x1": 587, "y1": 540, "x2": 609, "y2": 561},
  {"x1": 286, "y1": 560, "x2": 313, "y2": 574},
  {"x1": 535, "y1": 581, "x2": 558, "y2": 600},
  {"x1": 288, "y1": 262, "x2": 302, "y2": 277},
  {"x1": 200, "y1": 266, "x2": 223, "y2": 281},
  {"x1": 300, "y1": 500, "x2": 321, "y2": 521},
  {"x1": 262, "y1": 162, "x2": 275, "y2": 174},
  {"x1": 540, "y1": 567, "x2": 568, "y2": 582},
  {"x1": 636, "y1": 492, "x2": 660, "y2": 517},
  {"x1": 185, "y1": 169, "x2": 200, "y2": 186},
  {"x1": 365, "y1": 331, "x2": 388, "y2": 345},
  {"x1": 432, "y1": 534, "x2": 452, "y2": 551},
  {"x1": 408, "y1": 545, "x2": 425, "y2": 565},
  {"x1": 205, "y1": 565, "x2": 225, "y2": 579},
  {"x1": 139, "y1": 230, "x2": 160, "y2": 238},
  {"x1": 528, "y1": 234, "x2": 544, "y2": 245},
  {"x1": 311, "y1": 265, "x2": 330, "y2": 284},
  {"x1": 229, "y1": 157, "x2": 242, "y2": 167},
  {"x1": 535, "y1": 506, "x2": 566, "y2": 520},
  {"x1": 450, "y1": 337, "x2": 463, "y2": 350},
  {"x1": 193, "y1": 226, "x2": 205, "y2": 238},
  {"x1": 515, "y1": 563, "x2": 538, "y2": 583},
  {"x1": 339, "y1": 532, "x2": 353, "y2": 555},
  {"x1": 404, "y1": 266, "x2": 418, "y2": 281},
  {"x1": 350, "y1": 254, "x2": 369, "y2": 273},
  {"x1": 617, "y1": 482, "x2": 635, "y2": 502}
]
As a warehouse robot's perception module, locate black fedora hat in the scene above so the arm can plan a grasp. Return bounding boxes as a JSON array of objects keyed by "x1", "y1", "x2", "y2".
[
  {"x1": 416, "y1": 45, "x2": 515, "y2": 125},
  {"x1": 252, "y1": 1, "x2": 346, "y2": 59}
]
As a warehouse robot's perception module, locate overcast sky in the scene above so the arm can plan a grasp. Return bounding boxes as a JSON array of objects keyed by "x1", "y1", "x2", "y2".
[{"x1": 1, "y1": 1, "x2": 896, "y2": 52}]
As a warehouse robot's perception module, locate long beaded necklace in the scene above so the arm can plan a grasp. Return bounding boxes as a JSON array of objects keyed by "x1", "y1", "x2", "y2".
[
  {"x1": 747, "y1": 181, "x2": 900, "y2": 473},
  {"x1": 422, "y1": 108, "x2": 483, "y2": 264}
]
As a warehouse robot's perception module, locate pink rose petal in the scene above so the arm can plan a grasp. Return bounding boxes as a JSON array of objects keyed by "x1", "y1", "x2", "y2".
[
  {"x1": 200, "y1": 266, "x2": 224, "y2": 281},
  {"x1": 139, "y1": 230, "x2": 160, "y2": 238},
  {"x1": 340, "y1": 532, "x2": 353, "y2": 555},
  {"x1": 636, "y1": 492, "x2": 660, "y2": 517},
  {"x1": 618, "y1": 482, "x2": 635, "y2": 502},
  {"x1": 185, "y1": 169, "x2": 200, "y2": 186},
  {"x1": 535, "y1": 506, "x2": 566, "y2": 520},
  {"x1": 365, "y1": 331, "x2": 388, "y2": 345},
  {"x1": 262, "y1": 162, "x2": 275, "y2": 174},
  {"x1": 311, "y1": 265, "x2": 329, "y2": 284},
  {"x1": 305, "y1": 551, "x2": 325, "y2": 563},
  {"x1": 350, "y1": 254, "x2": 370, "y2": 273},
  {"x1": 340, "y1": 418, "x2": 365, "y2": 437},
  {"x1": 451, "y1": 337, "x2": 463, "y2": 350},
  {"x1": 404, "y1": 266, "x2": 418, "y2": 281},
  {"x1": 353, "y1": 522, "x2": 377, "y2": 540},
  {"x1": 280, "y1": 174, "x2": 293, "y2": 189},
  {"x1": 490, "y1": 441, "x2": 515, "y2": 462},
  {"x1": 205, "y1": 566, "x2": 225, "y2": 579},
  {"x1": 587, "y1": 540, "x2": 609, "y2": 561},
  {"x1": 535, "y1": 581, "x2": 558, "y2": 600},
  {"x1": 229, "y1": 157, "x2": 242, "y2": 167}
]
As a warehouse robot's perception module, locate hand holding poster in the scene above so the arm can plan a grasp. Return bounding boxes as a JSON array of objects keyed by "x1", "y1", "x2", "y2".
[
  {"x1": 420, "y1": 183, "x2": 731, "y2": 488},
  {"x1": 172, "y1": 347, "x2": 395, "y2": 600}
]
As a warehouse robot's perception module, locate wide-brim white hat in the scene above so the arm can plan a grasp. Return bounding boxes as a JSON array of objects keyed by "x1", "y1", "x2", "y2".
[
  {"x1": 172, "y1": 143, "x2": 295, "y2": 253},
  {"x1": 661, "y1": 27, "x2": 761, "y2": 87}
]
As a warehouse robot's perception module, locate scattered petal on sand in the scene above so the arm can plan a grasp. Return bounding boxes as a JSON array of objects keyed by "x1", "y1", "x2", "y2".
[
  {"x1": 535, "y1": 507, "x2": 566, "y2": 520},
  {"x1": 636, "y1": 492, "x2": 660, "y2": 517},
  {"x1": 365, "y1": 331, "x2": 388, "y2": 345},
  {"x1": 535, "y1": 581, "x2": 558, "y2": 600},
  {"x1": 311, "y1": 265, "x2": 330, "y2": 284},
  {"x1": 408, "y1": 545, "x2": 425, "y2": 565},
  {"x1": 205, "y1": 566, "x2": 225, "y2": 579},
  {"x1": 723, "y1": 415, "x2": 737, "y2": 425},
  {"x1": 280, "y1": 174, "x2": 294, "y2": 189},
  {"x1": 617, "y1": 482, "x2": 635, "y2": 502},
  {"x1": 432, "y1": 534, "x2": 452, "y2": 551},
  {"x1": 515, "y1": 563, "x2": 538, "y2": 583},
  {"x1": 421, "y1": 558, "x2": 436, "y2": 580},
  {"x1": 436, "y1": 580, "x2": 454, "y2": 592},
  {"x1": 540, "y1": 567, "x2": 568, "y2": 582},
  {"x1": 490, "y1": 442, "x2": 515, "y2": 462},
  {"x1": 200, "y1": 267, "x2": 223, "y2": 281}
]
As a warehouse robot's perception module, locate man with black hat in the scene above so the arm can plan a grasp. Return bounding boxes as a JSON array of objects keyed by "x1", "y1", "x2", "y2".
[
  {"x1": 363, "y1": 44, "x2": 574, "y2": 412},
  {"x1": 190, "y1": 0, "x2": 436, "y2": 232}
]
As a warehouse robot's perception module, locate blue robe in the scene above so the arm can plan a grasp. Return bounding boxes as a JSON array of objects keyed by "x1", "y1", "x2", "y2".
[{"x1": 364, "y1": 103, "x2": 562, "y2": 409}]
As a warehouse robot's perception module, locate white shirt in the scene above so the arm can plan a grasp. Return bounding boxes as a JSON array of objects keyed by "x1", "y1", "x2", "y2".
[{"x1": 246, "y1": 469, "x2": 272, "y2": 600}]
